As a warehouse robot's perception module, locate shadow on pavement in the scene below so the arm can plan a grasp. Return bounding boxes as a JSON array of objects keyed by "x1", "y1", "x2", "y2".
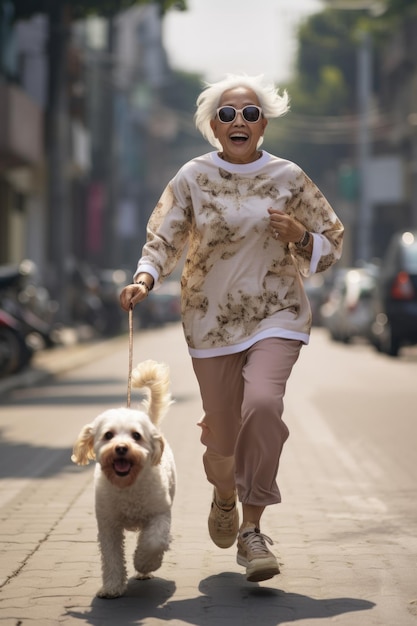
[
  {"x1": 0, "y1": 429, "x2": 85, "y2": 478},
  {"x1": 67, "y1": 572, "x2": 375, "y2": 625},
  {"x1": 0, "y1": 376, "x2": 191, "y2": 407},
  {"x1": 0, "y1": 376, "x2": 128, "y2": 407}
]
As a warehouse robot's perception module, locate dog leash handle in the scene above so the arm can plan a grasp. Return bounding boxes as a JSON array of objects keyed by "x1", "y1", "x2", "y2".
[{"x1": 127, "y1": 305, "x2": 133, "y2": 408}]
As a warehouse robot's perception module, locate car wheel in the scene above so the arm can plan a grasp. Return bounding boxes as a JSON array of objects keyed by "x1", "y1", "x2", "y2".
[{"x1": 380, "y1": 323, "x2": 401, "y2": 357}]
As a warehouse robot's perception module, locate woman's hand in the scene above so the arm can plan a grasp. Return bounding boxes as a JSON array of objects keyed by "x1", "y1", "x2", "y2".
[
  {"x1": 268, "y1": 208, "x2": 305, "y2": 244},
  {"x1": 119, "y1": 283, "x2": 149, "y2": 311}
]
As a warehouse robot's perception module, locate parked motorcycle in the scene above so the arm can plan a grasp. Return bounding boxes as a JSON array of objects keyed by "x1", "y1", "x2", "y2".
[
  {"x1": 68, "y1": 262, "x2": 128, "y2": 337},
  {"x1": 0, "y1": 260, "x2": 58, "y2": 355},
  {"x1": 0, "y1": 309, "x2": 33, "y2": 377}
]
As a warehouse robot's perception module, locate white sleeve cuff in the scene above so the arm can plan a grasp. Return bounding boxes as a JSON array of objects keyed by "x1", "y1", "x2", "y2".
[
  {"x1": 134, "y1": 263, "x2": 160, "y2": 288},
  {"x1": 309, "y1": 233, "x2": 331, "y2": 274}
]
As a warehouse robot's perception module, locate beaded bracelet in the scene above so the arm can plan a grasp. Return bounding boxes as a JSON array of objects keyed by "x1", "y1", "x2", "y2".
[
  {"x1": 136, "y1": 280, "x2": 150, "y2": 294},
  {"x1": 295, "y1": 230, "x2": 310, "y2": 249}
]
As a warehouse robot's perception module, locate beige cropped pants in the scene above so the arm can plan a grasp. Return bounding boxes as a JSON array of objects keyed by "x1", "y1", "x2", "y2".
[{"x1": 192, "y1": 337, "x2": 302, "y2": 507}]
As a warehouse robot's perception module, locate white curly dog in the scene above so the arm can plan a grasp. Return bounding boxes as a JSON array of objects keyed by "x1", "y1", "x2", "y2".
[{"x1": 71, "y1": 360, "x2": 176, "y2": 599}]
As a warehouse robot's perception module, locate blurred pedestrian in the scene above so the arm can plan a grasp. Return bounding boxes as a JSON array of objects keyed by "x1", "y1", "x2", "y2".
[{"x1": 120, "y1": 74, "x2": 344, "y2": 582}]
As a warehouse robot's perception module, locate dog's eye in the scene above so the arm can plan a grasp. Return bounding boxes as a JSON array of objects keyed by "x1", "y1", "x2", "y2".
[
  {"x1": 104, "y1": 431, "x2": 114, "y2": 440},
  {"x1": 132, "y1": 432, "x2": 142, "y2": 441}
]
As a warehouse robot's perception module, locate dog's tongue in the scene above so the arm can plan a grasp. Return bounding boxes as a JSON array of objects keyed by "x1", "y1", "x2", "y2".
[{"x1": 114, "y1": 459, "x2": 131, "y2": 474}]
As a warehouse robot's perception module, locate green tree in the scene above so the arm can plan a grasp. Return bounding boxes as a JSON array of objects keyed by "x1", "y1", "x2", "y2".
[
  {"x1": 0, "y1": 0, "x2": 186, "y2": 19},
  {"x1": 274, "y1": 0, "x2": 417, "y2": 181},
  {"x1": 294, "y1": 9, "x2": 365, "y2": 114},
  {"x1": 266, "y1": 8, "x2": 373, "y2": 181},
  {"x1": 384, "y1": 0, "x2": 417, "y2": 17}
]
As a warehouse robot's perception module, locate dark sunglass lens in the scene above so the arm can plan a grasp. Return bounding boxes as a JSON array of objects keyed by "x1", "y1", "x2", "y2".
[
  {"x1": 243, "y1": 106, "x2": 260, "y2": 122},
  {"x1": 218, "y1": 107, "x2": 236, "y2": 123}
]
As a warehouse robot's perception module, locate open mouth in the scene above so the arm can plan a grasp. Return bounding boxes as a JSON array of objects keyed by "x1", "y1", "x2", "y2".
[
  {"x1": 113, "y1": 459, "x2": 133, "y2": 476},
  {"x1": 230, "y1": 133, "x2": 248, "y2": 144}
]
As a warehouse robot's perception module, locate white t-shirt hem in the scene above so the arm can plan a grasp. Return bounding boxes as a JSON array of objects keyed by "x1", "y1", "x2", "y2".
[{"x1": 188, "y1": 328, "x2": 309, "y2": 359}]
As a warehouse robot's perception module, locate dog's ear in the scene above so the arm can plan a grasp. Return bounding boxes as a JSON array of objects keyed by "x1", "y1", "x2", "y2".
[
  {"x1": 71, "y1": 424, "x2": 96, "y2": 465},
  {"x1": 151, "y1": 434, "x2": 165, "y2": 466}
]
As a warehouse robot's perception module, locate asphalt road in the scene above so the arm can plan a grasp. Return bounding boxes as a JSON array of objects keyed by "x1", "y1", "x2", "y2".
[{"x1": 0, "y1": 323, "x2": 416, "y2": 625}]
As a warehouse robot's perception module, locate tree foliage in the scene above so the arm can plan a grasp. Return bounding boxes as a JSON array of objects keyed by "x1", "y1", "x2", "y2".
[
  {"x1": 289, "y1": 9, "x2": 368, "y2": 116},
  {"x1": 270, "y1": 0, "x2": 415, "y2": 180},
  {"x1": 384, "y1": 0, "x2": 417, "y2": 15},
  {"x1": 288, "y1": 0, "x2": 416, "y2": 120},
  {"x1": 266, "y1": 8, "x2": 367, "y2": 178},
  {"x1": 0, "y1": 0, "x2": 186, "y2": 20}
]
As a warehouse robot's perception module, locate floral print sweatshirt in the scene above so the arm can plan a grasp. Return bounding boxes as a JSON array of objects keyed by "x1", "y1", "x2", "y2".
[{"x1": 135, "y1": 151, "x2": 344, "y2": 358}]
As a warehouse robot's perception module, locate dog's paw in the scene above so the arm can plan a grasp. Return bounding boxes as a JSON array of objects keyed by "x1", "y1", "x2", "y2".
[
  {"x1": 134, "y1": 550, "x2": 164, "y2": 575},
  {"x1": 135, "y1": 572, "x2": 154, "y2": 581},
  {"x1": 96, "y1": 585, "x2": 126, "y2": 599}
]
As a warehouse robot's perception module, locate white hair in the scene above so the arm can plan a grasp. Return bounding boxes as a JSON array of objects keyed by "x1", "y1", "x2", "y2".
[{"x1": 194, "y1": 74, "x2": 290, "y2": 149}]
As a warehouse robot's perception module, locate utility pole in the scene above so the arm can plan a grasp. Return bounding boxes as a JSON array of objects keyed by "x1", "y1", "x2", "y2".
[
  {"x1": 356, "y1": 30, "x2": 372, "y2": 263},
  {"x1": 324, "y1": 1, "x2": 376, "y2": 263},
  {"x1": 410, "y1": 113, "x2": 417, "y2": 229},
  {"x1": 46, "y1": 3, "x2": 71, "y2": 323}
]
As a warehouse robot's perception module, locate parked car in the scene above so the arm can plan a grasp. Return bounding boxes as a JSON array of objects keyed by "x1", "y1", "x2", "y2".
[
  {"x1": 320, "y1": 266, "x2": 378, "y2": 344},
  {"x1": 137, "y1": 280, "x2": 181, "y2": 328},
  {"x1": 303, "y1": 273, "x2": 327, "y2": 326},
  {"x1": 369, "y1": 230, "x2": 417, "y2": 356}
]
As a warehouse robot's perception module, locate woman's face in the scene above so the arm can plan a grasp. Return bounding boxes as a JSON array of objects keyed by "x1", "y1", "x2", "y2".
[{"x1": 210, "y1": 86, "x2": 268, "y2": 164}]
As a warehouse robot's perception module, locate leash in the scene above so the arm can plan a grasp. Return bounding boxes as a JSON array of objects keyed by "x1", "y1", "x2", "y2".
[{"x1": 127, "y1": 305, "x2": 134, "y2": 408}]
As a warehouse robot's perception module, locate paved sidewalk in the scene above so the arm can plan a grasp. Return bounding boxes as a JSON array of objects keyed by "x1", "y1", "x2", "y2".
[
  {"x1": 0, "y1": 332, "x2": 126, "y2": 397},
  {"x1": 0, "y1": 326, "x2": 416, "y2": 625}
]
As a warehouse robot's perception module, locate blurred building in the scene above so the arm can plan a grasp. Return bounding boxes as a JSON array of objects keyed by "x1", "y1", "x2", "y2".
[
  {"x1": 72, "y1": 4, "x2": 178, "y2": 272},
  {"x1": 0, "y1": 2, "x2": 178, "y2": 323},
  {"x1": 0, "y1": 9, "x2": 46, "y2": 267}
]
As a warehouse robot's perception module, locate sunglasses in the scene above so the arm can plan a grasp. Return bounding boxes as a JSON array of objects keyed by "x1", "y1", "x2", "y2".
[{"x1": 216, "y1": 105, "x2": 263, "y2": 124}]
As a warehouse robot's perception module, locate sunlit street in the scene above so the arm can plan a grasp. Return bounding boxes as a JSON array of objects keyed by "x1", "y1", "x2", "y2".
[
  {"x1": 0, "y1": 323, "x2": 416, "y2": 625},
  {"x1": 1, "y1": 1, "x2": 417, "y2": 625}
]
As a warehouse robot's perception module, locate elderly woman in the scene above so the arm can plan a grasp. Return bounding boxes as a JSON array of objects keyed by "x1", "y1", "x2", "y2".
[{"x1": 120, "y1": 74, "x2": 344, "y2": 583}]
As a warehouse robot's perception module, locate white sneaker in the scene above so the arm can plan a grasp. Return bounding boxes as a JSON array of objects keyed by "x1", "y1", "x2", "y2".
[{"x1": 237, "y1": 524, "x2": 280, "y2": 582}]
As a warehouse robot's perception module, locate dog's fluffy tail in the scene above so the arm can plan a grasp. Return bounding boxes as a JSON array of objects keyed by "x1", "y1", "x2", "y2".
[{"x1": 131, "y1": 360, "x2": 172, "y2": 426}]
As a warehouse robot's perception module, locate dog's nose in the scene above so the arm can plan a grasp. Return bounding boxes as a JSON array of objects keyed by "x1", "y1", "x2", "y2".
[{"x1": 115, "y1": 445, "x2": 128, "y2": 456}]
